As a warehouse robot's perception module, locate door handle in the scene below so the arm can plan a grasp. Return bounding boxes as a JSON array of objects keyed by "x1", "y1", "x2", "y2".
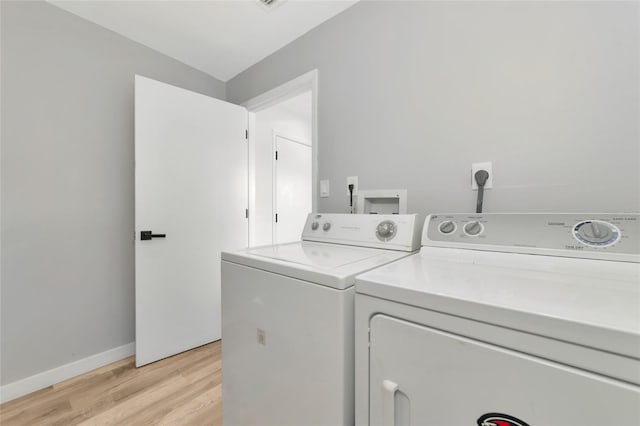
[
  {"x1": 382, "y1": 379, "x2": 399, "y2": 426},
  {"x1": 141, "y1": 231, "x2": 166, "y2": 241}
]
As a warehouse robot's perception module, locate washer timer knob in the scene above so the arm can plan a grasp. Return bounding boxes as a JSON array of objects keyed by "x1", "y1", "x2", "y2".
[
  {"x1": 311, "y1": 222, "x2": 319, "y2": 231},
  {"x1": 322, "y1": 222, "x2": 331, "y2": 231},
  {"x1": 464, "y1": 221, "x2": 483, "y2": 236},
  {"x1": 573, "y1": 220, "x2": 620, "y2": 247},
  {"x1": 376, "y1": 220, "x2": 397, "y2": 241},
  {"x1": 439, "y1": 221, "x2": 456, "y2": 234}
]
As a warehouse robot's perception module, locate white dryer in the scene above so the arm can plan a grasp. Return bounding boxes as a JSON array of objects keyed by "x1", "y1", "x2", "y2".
[
  {"x1": 355, "y1": 213, "x2": 640, "y2": 426},
  {"x1": 221, "y1": 213, "x2": 424, "y2": 426}
]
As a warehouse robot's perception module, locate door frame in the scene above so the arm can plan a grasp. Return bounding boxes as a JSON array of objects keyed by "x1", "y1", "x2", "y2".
[
  {"x1": 243, "y1": 69, "x2": 318, "y2": 247},
  {"x1": 272, "y1": 131, "x2": 312, "y2": 244}
]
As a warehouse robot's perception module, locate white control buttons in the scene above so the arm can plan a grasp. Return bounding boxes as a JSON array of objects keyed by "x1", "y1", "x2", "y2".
[
  {"x1": 439, "y1": 221, "x2": 456, "y2": 234},
  {"x1": 464, "y1": 221, "x2": 483, "y2": 236},
  {"x1": 311, "y1": 222, "x2": 319, "y2": 231},
  {"x1": 376, "y1": 220, "x2": 397, "y2": 241},
  {"x1": 322, "y1": 222, "x2": 331, "y2": 231},
  {"x1": 573, "y1": 220, "x2": 620, "y2": 247}
]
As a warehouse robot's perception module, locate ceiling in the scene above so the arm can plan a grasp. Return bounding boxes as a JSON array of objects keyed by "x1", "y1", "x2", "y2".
[{"x1": 49, "y1": 0, "x2": 358, "y2": 82}]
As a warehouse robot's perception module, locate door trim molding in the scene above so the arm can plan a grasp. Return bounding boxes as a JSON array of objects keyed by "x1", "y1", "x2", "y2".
[
  {"x1": 243, "y1": 70, "x2": 319, "y2": 247},
  {"x1": 242, "y1": 70, "x2": 318, "y2": 113}
]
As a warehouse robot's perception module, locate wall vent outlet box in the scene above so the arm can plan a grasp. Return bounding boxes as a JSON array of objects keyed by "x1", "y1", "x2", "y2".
[
  {"x1": 471, "y1": 162, "x2": 493, "y2": 190},
  {"x1": 356, "y1": 189, "x2": 407, "y2": 214}
]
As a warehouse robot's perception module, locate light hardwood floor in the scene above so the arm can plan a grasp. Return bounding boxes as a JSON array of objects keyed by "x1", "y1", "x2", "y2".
[{"x1": 0, "y1": 341, "x2": 222, "y2": 426}]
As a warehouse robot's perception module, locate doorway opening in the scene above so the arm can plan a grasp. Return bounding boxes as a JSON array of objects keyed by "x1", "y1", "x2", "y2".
[{"x1": 244, "y1": 71, "x2": 317, "y2": 247}]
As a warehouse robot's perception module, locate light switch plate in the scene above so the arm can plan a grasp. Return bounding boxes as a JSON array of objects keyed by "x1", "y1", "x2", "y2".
[
  {"x1": 471, "y1": 162, "x2": 493, "y2": 190},
  {"x1": 320, "y1": 180, "x2": 330, "y2": 198}
]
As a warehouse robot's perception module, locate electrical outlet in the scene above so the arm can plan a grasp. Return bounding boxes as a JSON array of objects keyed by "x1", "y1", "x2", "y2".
[
  {"x1": 471, "y1": 162, "x2": 493, "y2": 190},
  {"x1": 346, "y1": 176, "x2": 358, "y2": 195}
]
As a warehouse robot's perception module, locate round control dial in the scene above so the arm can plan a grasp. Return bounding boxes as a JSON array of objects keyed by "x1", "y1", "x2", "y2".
[
  {"x1": 322, "y1": 222, "x2": 331, "y2": 231},
  {"x1": 311, "y1": 221, "x2": 319, "y2": 231},
  {"x1": 439, "y1": 221, "x2": 456, "y2": 234},
  {"x1": 463, "y1": 221, "x2": 483, "y2": 236},
  {"x1": 376, "y1": 220, "x2": 397, "y2": 241},
  {"x1": 573, "y1": 220, "x2": 620, "y2": 247}
]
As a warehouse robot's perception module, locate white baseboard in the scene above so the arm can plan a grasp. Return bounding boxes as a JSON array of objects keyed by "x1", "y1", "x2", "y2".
[{"x1": 0, "y1": 342, "x2": 135, "y2": 404}]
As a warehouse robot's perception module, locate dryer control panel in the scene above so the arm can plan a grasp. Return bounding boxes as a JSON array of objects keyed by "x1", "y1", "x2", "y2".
[
  {"x1": 423, "y1": 213, "x2": 639, "y2": 262},
  {"x1": 302, "y1": 213, "x2": 424, "y2": 252}
]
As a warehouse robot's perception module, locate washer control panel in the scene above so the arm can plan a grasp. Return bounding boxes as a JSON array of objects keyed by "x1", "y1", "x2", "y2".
[
  {"x1": 424, "y1": 213, "x2": 639, "y2": 262},
  {"x1": 302, "y1": 213, "x2": 424, "y2": 252}
]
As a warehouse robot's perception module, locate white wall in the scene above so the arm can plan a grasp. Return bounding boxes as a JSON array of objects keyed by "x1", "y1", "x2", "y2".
[
  {"x1": 251, "y1": 91, "x2": 312, "y2": 247},
  {"x1": 228, "y1": 1, "x2": 640, "y2": 215}
]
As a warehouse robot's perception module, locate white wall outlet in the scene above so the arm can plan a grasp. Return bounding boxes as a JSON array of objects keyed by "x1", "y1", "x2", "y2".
[
  {"x1": 346, "y1": 176, "x2": 358, "y2": 195},
  {"x1": 471, "y1": 162, "x2": 493, "y2": 190},
  {"x1": 320, "y1": 179, "x2": 330, "y2": 198}
]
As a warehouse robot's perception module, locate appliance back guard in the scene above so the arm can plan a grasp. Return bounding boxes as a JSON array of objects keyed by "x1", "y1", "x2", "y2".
[
  {"x1": 423, "y1": 213, "x2": 640, "y2": 262},
  {"x1": 302, "y1": 213, "x2": 424, "y2": 252}
]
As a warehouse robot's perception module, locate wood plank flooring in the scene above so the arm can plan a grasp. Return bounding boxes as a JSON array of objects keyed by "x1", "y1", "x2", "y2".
[{"x1": 0, "y1": 341, "x2": 222, "y2": 426}]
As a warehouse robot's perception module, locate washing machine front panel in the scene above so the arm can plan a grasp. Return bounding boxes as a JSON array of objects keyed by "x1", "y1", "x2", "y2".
[{"x1": 222, "y1": 260, "x2": 354, "y2": 426}]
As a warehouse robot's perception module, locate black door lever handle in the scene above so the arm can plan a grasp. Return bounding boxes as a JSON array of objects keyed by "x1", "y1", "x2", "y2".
[{"x1": 141, "y1": 231, "x2": 166, "y2": 241}]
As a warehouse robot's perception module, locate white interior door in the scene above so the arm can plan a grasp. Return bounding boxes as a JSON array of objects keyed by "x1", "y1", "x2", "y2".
[
  {"x1": 135, "y1": 75, "x2": 248, "y2": 367},
  {"x1": 273, "y1": 134, "x2": 312, "y2": 244}
]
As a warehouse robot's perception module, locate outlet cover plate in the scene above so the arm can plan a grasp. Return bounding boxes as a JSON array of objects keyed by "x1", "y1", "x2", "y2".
[
  {"x1": 346, "y1": 176, "x2": 358, "y2": 195},
  {"x1": 471, "y1": 162, "x2": 493, "y2": 190}
]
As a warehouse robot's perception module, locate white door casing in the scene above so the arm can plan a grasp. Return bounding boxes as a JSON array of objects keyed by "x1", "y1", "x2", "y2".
[
  {"x1": 135, "y1": 75, "x2": 248, "y2": 367},
  {"x1": 273, "y1": 133, "x2": 312, "y2": 244},
  {"x1": 244, "y1": 70, "x2": 318, "y2": 247}
]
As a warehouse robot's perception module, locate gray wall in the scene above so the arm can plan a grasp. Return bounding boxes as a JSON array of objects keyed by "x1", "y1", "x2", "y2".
[
  {"x1": 1, "y1": 1, "x2": 225, "y2": 385},
  {"x1": 227, "y1": 1, "x2": 640, "y2": 214}
]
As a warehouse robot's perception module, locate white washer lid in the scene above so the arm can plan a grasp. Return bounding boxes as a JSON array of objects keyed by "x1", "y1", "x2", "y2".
[
  {"x1": 222, "y1": 241, "x2": 414, "y2": 290},
  {"x1": 356, "y1": 246, "x2": 640, "y2": 359}
]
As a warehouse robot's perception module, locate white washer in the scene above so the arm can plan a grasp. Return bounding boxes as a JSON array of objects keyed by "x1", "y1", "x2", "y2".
[
  {"x1": 355, "y1": 213, "x2": 640, "y2": 426},
  {"x1": 221, "y1": 213, "x2": 424, "y2": 426}
]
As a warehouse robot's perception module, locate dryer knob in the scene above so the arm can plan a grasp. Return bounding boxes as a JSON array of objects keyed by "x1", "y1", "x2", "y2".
[
  {"x1": 464, "y1": 221, "x2": 483, "y2": 236},
  {"x1": 323, "y1": 222, "x2": 331, "y2": 231},
  {"x1": 573, "y1": 220, "x2": 620, "y2": 247},
  {"x1": 311, "y1": 221, "x2": 319, "y2": 230}
]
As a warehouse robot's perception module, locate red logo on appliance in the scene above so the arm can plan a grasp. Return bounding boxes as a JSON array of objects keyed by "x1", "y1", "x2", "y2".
[{"x1": 477, "y1": 413, "x2": 530, "y2": 426}]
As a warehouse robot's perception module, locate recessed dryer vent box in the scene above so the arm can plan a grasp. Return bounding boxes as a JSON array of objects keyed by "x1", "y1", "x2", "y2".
[{"x1": 356, "y1": 189, "x2": 407, "y2": 214}]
